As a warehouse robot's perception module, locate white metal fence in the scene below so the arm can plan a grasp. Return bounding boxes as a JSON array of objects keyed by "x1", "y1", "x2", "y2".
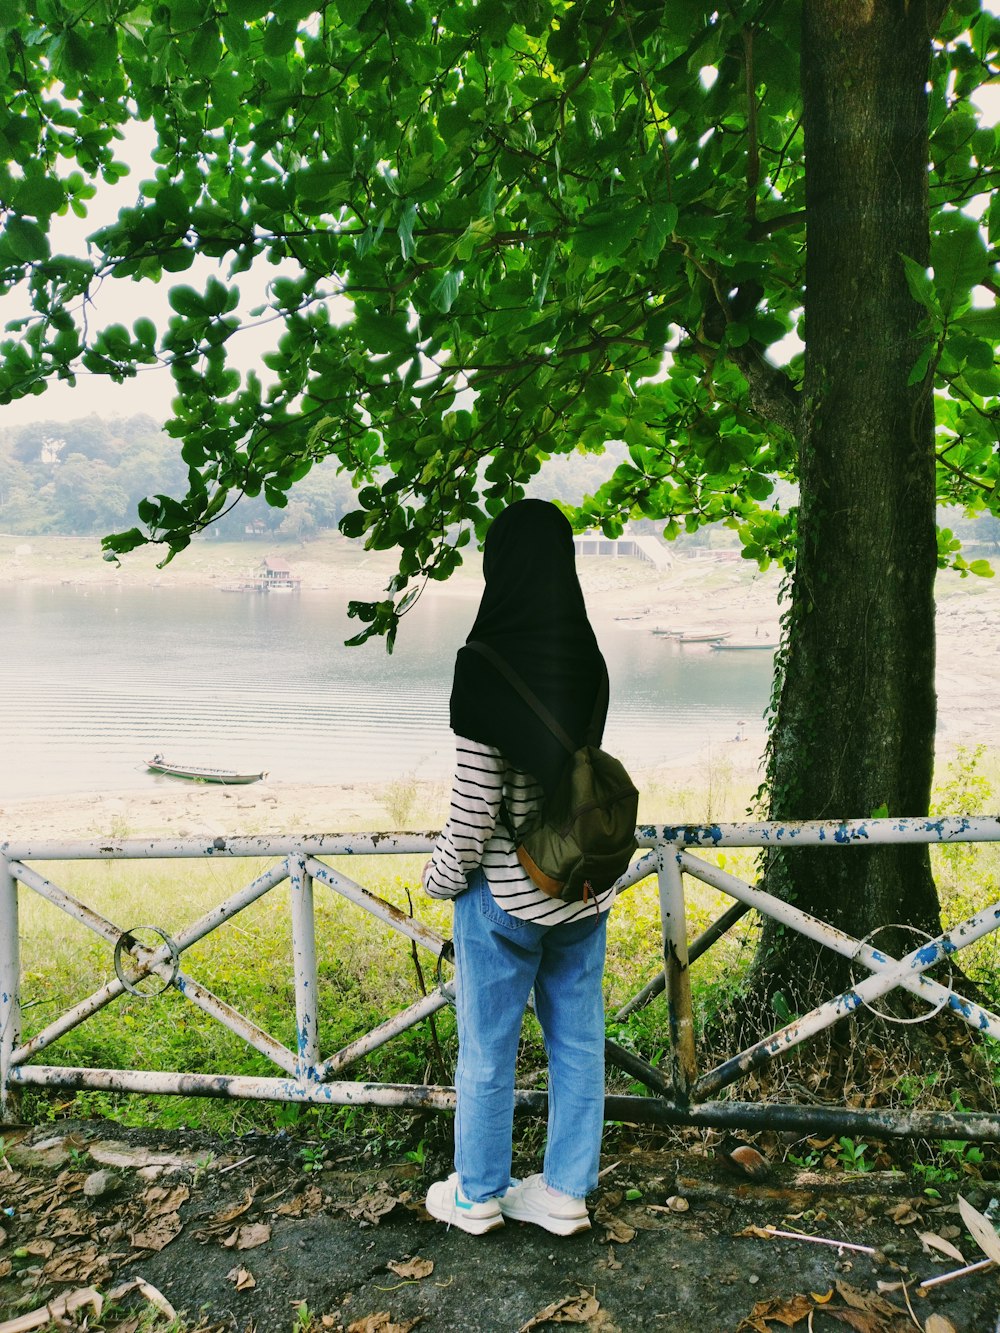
[{"x1": 3, "y1": 816, "x2": 1000, "y2": 1140}]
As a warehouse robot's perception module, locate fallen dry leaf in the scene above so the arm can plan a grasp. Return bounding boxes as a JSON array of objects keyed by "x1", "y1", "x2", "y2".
[
  {"x1": 599, "y1": 1244, "x2": 622, "y2": 1271},
  {"x1": 346, "y1": 1313, "x2": 422, "y2": 1333},
  {"x1": 834, "y1": 1281, "x2": 906, "y2": 1319},
  {"x1": 42, "y1": 1242, "x2": 111, "y2": 1287},
  {"x1": 21, "y1": 1239, "x2": 55, "y2": 1259},
  {"x1": 142, "y1": 1183, "x2": 190, "y2": 1217},
  {"x1": 45, "y1": 1206, "x2": 95, "y2": 1239},
  {"x1": 222, "y1": 1221, "x2": 272, "y2": 1250},
  {"x1": 823, "y1": 1313, "x2": 886, "y2": 1333},
  {"x1": 738, "y1": 1293, "x2": 814, "y2": 1331},
  {"x1": 957, "y1": 1194, "x2": 1000, "y2": 1265},
  {"x1": 387, "y1": 1257, "x2": 433, "y2": 1280},
  {"x1": 602, "y1": 1217, "x2": 636, "y2": 1244},
  {"x1": 885, "y1": 1202, "x2": 919, "y2": 1226},
  {"x1": 276, "y1": 1185, "x2": 325, "y2": 1218},
  {"x1": 206, "y1": 1190, "x2": 256, "y2": 1227},
  {"x1": 923, "y1": 1315, "x2": 957, "y2": 1333},
  {"x1": 518, "y1": 1288, "x2": 601, "y2": 1332},
  {"x1": 130, "y1": 1210, "x2": 183, "y2": 1251},
  {"x1": 918, "y1": 1230, "x2": 966, "y2": 1265},
  {"x1": 226, "y1": 1265, "x2": 257, "y2": 1291},
  {"x1": 107, "y1": 1278, "x2": 177, "y2": 1321},
  {"x1": 343, "y1": 1187, "x2": 408, "y2": 1225}
]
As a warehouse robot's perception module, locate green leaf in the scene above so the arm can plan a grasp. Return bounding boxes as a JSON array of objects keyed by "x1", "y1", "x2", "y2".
[
  {"x1": 398, "y1": 200, "x2": 417, "y2": 260},
  {"x1": 13, "y1": 175, "x2": 65, "y2": 219},
  {"x1": 5, "y1": 217, "x2": 49, "y2": 262},
  {"x1": 353, "y1": 309, "x2": 414, "y2": 356},
  {"x1": 900, "y1": 254, "x2": 936, "y2": 312},
  {"x1": 958, "y1": 305, "x2": 1000, "y2": 338},
  {"x1": 168, "y1": 285, "x2": 206, "y2": 317},
  {"x1": 189, "y1": 26, "x2": 222, "y2": 76},
  {"x1": 263, "y1": 18, "x2": 299, "y2": 57},
  {"x1": 156, "y1": 184, "x2": 190, "y2": 225},
  {"x1": 430, "y1": 269, "x2": 461, "y2": 313},
  {"x1": 932, "y1": 214, "x2": 988, "y2": 316},
  {"x1": 338, "y1": 0, "x2": 373, "y2": 24},
  {"x1": 907, "y1": 343, "x2": 935, "y2": 387}
]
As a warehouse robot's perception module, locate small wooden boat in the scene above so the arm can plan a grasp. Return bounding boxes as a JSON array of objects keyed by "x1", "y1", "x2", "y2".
[
  {"x1": 676, "y1": 629, "x2": 731, "y2": 644},
  {"x1": 711, "y1": 639, "x2": 777, "y2": 651},
  {"x1": 147, "y1": 756, "x2": 266, "y2": 784}
]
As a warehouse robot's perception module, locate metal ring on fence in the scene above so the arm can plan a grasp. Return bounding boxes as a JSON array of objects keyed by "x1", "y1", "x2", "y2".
[
  {"x1": 850, "y1": 923, "x2": 953, "y2": 1024},
  {"x1": 113, "y1": 925, "x2": 180, "y2": 998},
  {"x1": 435, "y1": 939, "x2": 455, "y2": 992}
]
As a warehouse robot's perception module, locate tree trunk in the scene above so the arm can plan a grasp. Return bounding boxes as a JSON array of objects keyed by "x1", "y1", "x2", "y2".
[{"x1": 757, "y1": 1, "x2": 943, "y2": 1003}]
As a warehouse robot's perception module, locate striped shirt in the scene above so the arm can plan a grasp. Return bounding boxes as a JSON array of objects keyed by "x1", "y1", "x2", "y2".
[{"x1": 424, "y1": 736, "x2": 616, "y2": 924}]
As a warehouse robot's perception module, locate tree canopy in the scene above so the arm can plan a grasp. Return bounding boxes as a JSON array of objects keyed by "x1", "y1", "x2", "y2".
[{"x1": 3, "y1": 1, "x2": 997, "y2": 647}]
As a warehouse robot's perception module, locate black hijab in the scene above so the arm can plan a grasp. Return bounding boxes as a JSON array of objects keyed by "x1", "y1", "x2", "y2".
[{"x1": 449, "y1": 499, "x2": 608, "y2": 793}]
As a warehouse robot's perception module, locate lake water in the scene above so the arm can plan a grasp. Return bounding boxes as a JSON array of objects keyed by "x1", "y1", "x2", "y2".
[{"x1": 0, "y1": 584, "x2": 775, "y2": 800}]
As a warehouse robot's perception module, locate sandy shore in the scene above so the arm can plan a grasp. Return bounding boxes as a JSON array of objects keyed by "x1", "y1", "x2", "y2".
[{"x1": 2, "y1": 533, "x2": 997, "y2": 841}]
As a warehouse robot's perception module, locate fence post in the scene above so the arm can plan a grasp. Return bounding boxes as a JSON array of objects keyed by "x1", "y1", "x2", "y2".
[
  {"x1": 657, "y1": 844, "x2": 697, "y2": 1101},
  {"x1": 290, "y1": 854, "x2": 320, "y2": 1082},
  {"x1": 0, "y1": 858, "x2": 21, "y2": 1122}
]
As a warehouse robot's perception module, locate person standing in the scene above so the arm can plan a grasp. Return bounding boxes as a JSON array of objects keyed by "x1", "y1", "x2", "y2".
[{"x1": 422, "y1": 499, "x2": 616, "y2": 1236}]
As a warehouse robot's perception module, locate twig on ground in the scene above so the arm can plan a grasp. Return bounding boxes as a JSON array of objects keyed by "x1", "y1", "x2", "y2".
[
  {"x1": 761, "y1": 1226, "x2": 878, "y2": 1256},
  {"x1": 918, "y1": 1257, "x2": 996, "y2": 1290}
]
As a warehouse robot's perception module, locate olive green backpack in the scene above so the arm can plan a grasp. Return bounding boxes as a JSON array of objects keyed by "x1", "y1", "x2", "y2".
[{"x1": 468, "y1": 641, "x2": 639, "y2": 904}]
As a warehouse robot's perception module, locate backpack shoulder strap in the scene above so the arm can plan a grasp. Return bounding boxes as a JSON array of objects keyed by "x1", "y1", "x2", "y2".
[{"x1": 466, "y1": 641, "x2": 576, "y2": 756}]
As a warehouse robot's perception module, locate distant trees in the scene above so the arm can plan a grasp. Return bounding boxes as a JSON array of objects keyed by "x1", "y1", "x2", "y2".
[
  {"x1": 0, "y1": 414, "x2": 184, "y2": 535},
  {"x1": 0, "y1": 412, "x2": 363, "y2": 538}
]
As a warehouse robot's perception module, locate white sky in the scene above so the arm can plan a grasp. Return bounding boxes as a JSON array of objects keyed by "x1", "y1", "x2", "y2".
[{"x1": 2, "y1": 67, "x2": 998, "y2": 430}]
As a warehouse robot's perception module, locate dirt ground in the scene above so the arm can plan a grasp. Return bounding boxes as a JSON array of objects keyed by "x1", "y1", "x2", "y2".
[{"x1": 1, "y1": 1120, "x2": 998, "y2": 1333}]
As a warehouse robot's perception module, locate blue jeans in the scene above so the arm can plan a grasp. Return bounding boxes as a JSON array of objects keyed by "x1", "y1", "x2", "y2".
[{"x1": 451, "y1": 869, "x2": 608, "y2": 1203}]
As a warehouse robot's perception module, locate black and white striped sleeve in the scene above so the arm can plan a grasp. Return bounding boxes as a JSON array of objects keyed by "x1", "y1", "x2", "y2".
[{"x1": 423, "y1": 739, "x2": 506, "y2": 899}]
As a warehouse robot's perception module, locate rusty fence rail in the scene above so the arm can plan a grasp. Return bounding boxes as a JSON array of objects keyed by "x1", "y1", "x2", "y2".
[{"x1": 2, "y1": 817, "x2": 1000, "y2": 1141}]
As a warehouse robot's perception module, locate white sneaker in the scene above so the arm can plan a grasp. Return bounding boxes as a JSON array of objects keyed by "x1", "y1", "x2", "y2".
[
  {"x1": 425, "y1": 1173, "x2": 505, "y2": 1235},
  {"x1": 499, "y1": 1173, "x2": 591, "y2": 1236}
]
